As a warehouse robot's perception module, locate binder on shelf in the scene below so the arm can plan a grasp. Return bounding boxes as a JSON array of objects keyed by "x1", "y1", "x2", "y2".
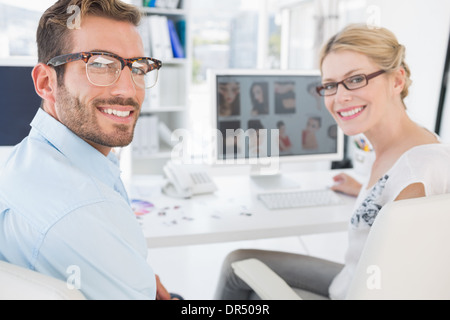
[
  {"x1": 131, "y1": 0, "x2": 145, "y2": 6},
  {"x1": 148, "y1": 15, "x2": 173, "y2": 61},
  {"x1": 154, "y1": 0, "x2": 180, "y2": 8},
  {"x1": 149, "y1": 15, "x2": 164, "y2": 58},
  {"x1": 144, "y1": 0, "x2": 157, "y2": 7},
  {"x1": 133, "y1": 115, "x2": 160, "y2": 157},
  {"x1": 147, "y1": 115, "x2": 160, "y2": 155},
  {"x1": 159, "y1": 15, "x2": 174, "y2": 60},
  {"x1": 167, "y1": 19, "x2": 185, "y2": 58},
  {"x1": 132, "y1": 117, "x2": 145, "y2": 157},
  {"x1": 140, "y1": 116, "x2": 150, "y2": 155},
  {"x1": 176, "y1": 20, "x2": 186, "y2": 51},
  {"x1": 138, "y1": 15, "x2": 152, "y2": 56},
  {"x1": 141, "y1": 80, "x2": 161, "y2": 112},
  {"x1": 166, "y1": 0, "x2": 181, "y2": 9}
]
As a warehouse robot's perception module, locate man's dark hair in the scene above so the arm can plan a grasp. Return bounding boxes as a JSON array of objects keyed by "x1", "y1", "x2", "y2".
[{"x1": 37, "y1": 0, "x2": 141, "y2": 82}]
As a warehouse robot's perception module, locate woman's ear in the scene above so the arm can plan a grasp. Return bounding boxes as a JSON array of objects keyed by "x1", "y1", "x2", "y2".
[
  {"x1": 32, "y1": 63, "x2": 58, "y2": 107},
  {"x1": 392, "y1": 67, "x2": 406, "y2": 95}
]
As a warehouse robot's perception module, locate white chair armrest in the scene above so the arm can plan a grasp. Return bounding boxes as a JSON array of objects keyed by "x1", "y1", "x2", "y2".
[
  {"x1": 231, "y1": 258, "x2": 302, "y2": 300},
  {"x1": 0, "y1": 261, "x2": 86, "y2": 300}
]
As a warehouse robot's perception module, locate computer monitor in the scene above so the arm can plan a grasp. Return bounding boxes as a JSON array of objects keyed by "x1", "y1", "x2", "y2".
[
  {"x1": 209, "y1": 69, "x2": 344, "y2": 188},
  {"x1": 0, "y1": 58, "x2": 40, "y2": 166}
]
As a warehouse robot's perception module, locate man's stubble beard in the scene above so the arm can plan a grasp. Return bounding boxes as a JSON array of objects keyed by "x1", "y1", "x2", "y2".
[{"x1": 55, "y1": 83, "x2": 140, "y2": 148}]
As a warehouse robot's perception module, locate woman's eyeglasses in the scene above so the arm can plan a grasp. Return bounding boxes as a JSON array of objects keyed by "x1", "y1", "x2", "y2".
[{"x1": 316, "y1": 70, "x2": 385, "y2": 97}]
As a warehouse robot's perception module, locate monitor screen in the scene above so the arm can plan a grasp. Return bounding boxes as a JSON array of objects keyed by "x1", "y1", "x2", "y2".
[
  {"x1": 210, "y1": 69, "x2": 344, "y2": 171},
  {"x1": 0, "y1": 64, "x2": 41, "y2": 146}
]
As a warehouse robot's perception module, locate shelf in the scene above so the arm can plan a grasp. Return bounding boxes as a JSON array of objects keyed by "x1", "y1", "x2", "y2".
[
  {"x1": 140, "y1": 7, "x2": 187, "y2": 16},
  {"x1": 141, "y1": 106, "x2": 185, "y2": 113},
  {"x1": 162, "y1": 58, "x2": 187, "y2": 65},
  {"x1": 133, "y1": 0, "x2": 189, "y2": 175},
  {"x1": 134, "y1": 150, "x2": 173, "y2": 160}
]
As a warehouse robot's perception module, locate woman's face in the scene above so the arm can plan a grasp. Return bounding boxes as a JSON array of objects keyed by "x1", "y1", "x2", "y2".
[
  {"x1": 252, "y1": 85, "x2": 264, "y2": 103},
  {"x1": 321, "y1": 50, "x2": 391, "y2": 136},
  {"x1": 306, "y1": 118, "x2": 320, "y2": 131},
  {"x1": 219, "y1": 82, "x2": 240, "y2": 105}
]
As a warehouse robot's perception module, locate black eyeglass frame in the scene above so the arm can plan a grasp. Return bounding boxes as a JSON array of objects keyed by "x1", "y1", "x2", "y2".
[
  {"x1": 46, "y1": 51, "x2": 162, "y2": 88},
  {"x1": 316, "y1": 70, "x2": 386, "y2": 97}
]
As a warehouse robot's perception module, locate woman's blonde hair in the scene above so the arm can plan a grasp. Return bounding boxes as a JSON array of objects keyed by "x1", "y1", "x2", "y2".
[{"x1": 319, "y1": 23, "x2": 412, "y2": 102}]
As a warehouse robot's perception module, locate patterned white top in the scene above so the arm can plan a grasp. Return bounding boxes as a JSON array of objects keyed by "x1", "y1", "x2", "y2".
[{"x1": 329, "y1": 143, "x2": 450, "y2": 300}]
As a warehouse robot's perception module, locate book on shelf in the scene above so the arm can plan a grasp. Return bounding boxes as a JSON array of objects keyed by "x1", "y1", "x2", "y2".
[
  {"x1": 154, "y1": 0, "x2": 180, "y2": 9},
  {"x1": 159, "y1": 15, "x2": 174, "y2": 60},
  {"x1": 133, "y1": 114, "x2": 159, "y2": 157},
  {"x1": 146, "y1": 15, "x2": 175, "y2": 61},
  {"x1": 176, "y1": 20, "x2": 186, "y2": 51},
  {"x1": 144, "y1": 0, "x2": 180, "y2": 9},
  {"x1": 138, "y1": 16, "x2": 151, "y2": 56},
  {"x1": 148, "y1": 15, "x2": 164, "y2": 59},
  {"x1": 143, "y1": 0, "x2": 156, "y2": 7},
  {"x1": 138, "y1": 7, "x2": 185, "y2": 60},
  {"x1": 167, "y1": 19, "x2": 185, "y2": 58},
  {"x1": 141, "y1": 80, "x2": 161, "y2": 112}
]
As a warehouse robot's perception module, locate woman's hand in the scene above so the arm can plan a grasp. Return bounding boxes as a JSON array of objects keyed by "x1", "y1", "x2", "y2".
[{"x1": 330, "y1": 173, "x2": 362, "y2": 197}]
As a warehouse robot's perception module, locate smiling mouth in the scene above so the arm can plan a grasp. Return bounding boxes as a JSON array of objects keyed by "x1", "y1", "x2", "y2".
[
  {"x1": 100, "y1": 108, "x2": 132, "y2": 118},
  {"x1": 338, "y1": 106, "x2": 365, "y2": 119}
]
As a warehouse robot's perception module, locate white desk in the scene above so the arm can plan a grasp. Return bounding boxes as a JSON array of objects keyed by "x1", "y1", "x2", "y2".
[{"x1": 128, "y1": 170, "x2": 358, "y2": 248}]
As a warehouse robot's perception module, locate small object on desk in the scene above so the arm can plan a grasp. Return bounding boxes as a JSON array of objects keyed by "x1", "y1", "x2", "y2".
[
  {"x1": 257, "y1": 189, "x2": 343, "y2": 210},
  {"x1": 354, "y1": 137, "x2": 372, "y2": 152},
  {"x1": 162, "y1": 161, "x2": 218, "y2": 198},
  {"x1": 131, "y1": 199, "x2": 154, "y2": 216}
]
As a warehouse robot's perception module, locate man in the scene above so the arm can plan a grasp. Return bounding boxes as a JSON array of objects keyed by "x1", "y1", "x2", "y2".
[{"x1": 0, "y1": 0, "x2": 174, "y2": 300}]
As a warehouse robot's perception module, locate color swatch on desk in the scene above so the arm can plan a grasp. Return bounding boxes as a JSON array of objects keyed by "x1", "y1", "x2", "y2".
[{"x1": 131, "y1": 199, "x2": 154, "y2": 216}]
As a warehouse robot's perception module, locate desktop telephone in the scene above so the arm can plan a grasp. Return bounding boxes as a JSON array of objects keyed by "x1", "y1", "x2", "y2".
[{"x1": 162, "y1": 161, "x2": 218, "y2": 198}]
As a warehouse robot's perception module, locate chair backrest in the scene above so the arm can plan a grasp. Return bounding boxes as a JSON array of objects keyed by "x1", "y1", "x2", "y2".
[
  {"x1": 0, "y1": 260, "x2": 86, "y2": 300},
  {"x1": 346, "y1": 193, "x2": 450, "y2": 300}
]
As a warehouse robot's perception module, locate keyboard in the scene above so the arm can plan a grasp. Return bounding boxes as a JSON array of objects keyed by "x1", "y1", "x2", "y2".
[{"x1": 257, "y1": 189, "x2": 343, "y2": 210}]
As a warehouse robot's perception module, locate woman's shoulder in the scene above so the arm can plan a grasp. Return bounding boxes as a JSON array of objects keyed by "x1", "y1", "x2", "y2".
[
  {"x1": 387, "y1": 143, "x2": 449, "y2": 175},
  {"x1": 389, "y1": 143, "x2": 450, "y2": 180},
  {"x1": 383, "y1": 143, "x2": 450, "y2": 197},
  {"x1": 403, "y1": 143, "x2": 450, "y2": 161}
]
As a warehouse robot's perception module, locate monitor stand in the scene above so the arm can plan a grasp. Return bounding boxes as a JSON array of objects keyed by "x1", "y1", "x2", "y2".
[{"x1": 249, "y1": 164, "x2": 300, "y2": 190}]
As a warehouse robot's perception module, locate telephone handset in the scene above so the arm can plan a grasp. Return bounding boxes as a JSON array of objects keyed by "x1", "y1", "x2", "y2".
[{"x1": 162, "y1": 161, "x2": 218, "y2": 198}]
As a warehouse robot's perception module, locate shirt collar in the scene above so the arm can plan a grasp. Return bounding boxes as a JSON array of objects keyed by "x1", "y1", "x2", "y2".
[{"x1": 30, "y1": 108, "x2": 122, "y2": 190}]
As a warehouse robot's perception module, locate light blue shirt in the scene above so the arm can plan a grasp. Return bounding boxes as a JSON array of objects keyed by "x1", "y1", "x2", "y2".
[{"x1": 0, "y1": 108, "x2": 156, "y2": 300}]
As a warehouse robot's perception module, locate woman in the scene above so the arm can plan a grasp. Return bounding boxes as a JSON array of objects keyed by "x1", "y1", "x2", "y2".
[
  {"x1": 250, "y1": 82, "x2": 269, "y2": 115},
  {"x1": 302, "y1": 117, "x2": 321, "y2": 150},
  {"x1": 214, "y1": 23, "x2": 450, "y2": 300},
  {"x1": 277, "y1": 120, "x2": 292, "y2": 154},
  {"x1": 218, "y1": 81, "x2": 241, "y2": 117}
]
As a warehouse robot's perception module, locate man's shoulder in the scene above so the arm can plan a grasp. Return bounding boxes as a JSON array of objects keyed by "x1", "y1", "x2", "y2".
[{"x1": 0, "y1": 138, "x2": 111, "y2": 228}]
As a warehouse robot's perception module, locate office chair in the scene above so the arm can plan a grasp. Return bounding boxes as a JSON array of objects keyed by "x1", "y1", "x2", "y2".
[
  {"x1": 232, "y1": 193, "x2": 450, "y2": 300},
  {"x1": 0, "y1": 260, "x2": 86, "y2": 300}
]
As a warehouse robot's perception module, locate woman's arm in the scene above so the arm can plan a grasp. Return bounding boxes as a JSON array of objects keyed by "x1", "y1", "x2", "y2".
[
  {"x1": 394, "y1": 183, "x2": 426, "y2": 201},
  {"x1": 330, "y1": 173, "x2": 362, "y2": 197}
]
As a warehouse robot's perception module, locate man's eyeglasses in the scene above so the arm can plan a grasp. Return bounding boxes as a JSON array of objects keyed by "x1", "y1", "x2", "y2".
[
  {"x1": 316, "y1": 70, "x2": 385, "y2": 97},
  {"x1": 47, "y1": 51, "x2": 162, "y2": 89}
]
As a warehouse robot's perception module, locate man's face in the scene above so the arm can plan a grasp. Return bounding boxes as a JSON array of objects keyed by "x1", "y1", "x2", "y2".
[{"x1": 53, "y1": 15, "x2": 145, "y2": 155}]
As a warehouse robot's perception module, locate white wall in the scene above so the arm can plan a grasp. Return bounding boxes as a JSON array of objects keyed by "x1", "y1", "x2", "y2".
[
  {"x1": 366, "y1": 0, "x2": 450, "y2": 132},
  {"x1": 283, "y1": 0, "x2": 450, "y2": 133}
]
